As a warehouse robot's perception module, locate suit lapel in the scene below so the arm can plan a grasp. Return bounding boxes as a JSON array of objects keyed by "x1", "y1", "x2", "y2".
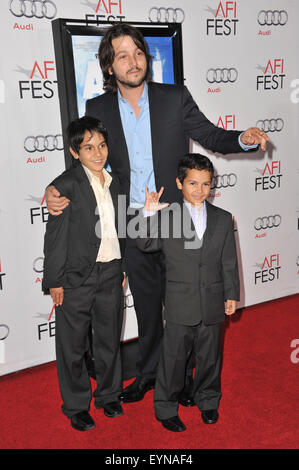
[
  {"x1": 202, "y1": 201, "x2": 218, "y2": 251},
  {"x1": 73, "y1": 163, "x2": 99, "y2": 226},
  {"x1": 104, "y1": 93, "x2": 131, "y2": 179}
]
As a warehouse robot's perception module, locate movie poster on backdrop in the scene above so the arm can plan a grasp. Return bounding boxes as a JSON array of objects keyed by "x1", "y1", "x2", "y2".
[{"x1": 0, "y1": 0, "x2": 298, "y2": 376}]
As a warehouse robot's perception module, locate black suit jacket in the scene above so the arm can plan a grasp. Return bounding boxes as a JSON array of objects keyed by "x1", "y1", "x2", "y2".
[
  {"x1": 136, "y1": 201, "x2": 240, "y2": 326},
  {"x1": 43, "y1": 163, "x2": 125, "y2": 290},
  {"x1": 86, "y1": 82, "x2": 248, "y2": 204}
]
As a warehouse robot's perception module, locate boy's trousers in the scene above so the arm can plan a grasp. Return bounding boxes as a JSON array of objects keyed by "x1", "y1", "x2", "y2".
[
  {"x1": 154, "y1": 320, "x2": 222, "y2": 420},
  {"x1": 55, "y1": 259, "x2": 123, "y2": 418}
]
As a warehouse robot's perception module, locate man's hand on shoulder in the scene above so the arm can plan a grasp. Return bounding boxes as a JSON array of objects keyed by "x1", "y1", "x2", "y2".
[
  {"x1": 241, "y1": 127, "x2": 270, "y2": 151},
  {"x1": 46, "y1": 185, "x2": 70, "y2": 216}
]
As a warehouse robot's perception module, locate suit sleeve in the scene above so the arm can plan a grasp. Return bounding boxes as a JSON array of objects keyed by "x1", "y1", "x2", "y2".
[
  {"x1": 42, "y1": 176, "x2": 72, "y2": 290},
  {"x1": 136, "y1": 211, "x2": 162, "y2": 253},
  {"x1": 221, "y1": 216, "x2": 240, "y2": 301},
  {"x1": 182, "y1": 86, "x2": 253, "y2": 155}
]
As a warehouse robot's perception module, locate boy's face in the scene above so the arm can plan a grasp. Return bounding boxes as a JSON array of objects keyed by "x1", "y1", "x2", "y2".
[
  {"x1": 176, "y1": 169, "x2": 212, "y2": 206},
  {"x1": 69, "y1": 130, "x2": 108, "y2": 178}
]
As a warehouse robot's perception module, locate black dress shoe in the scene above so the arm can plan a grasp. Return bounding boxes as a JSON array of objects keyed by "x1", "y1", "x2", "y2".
[
  {"x1": 201, "y1": 409, "x2": 219, "y2": 424},
  {"x1": 103, "y1": 402, "x2": 124, "y2": 418},
  {"x1": 119, "y1": 377, "x2": 155, "y2": 403},
  {"x1": 70, "y1": 411, "x2": 96, "y2": 431},
  {"x1": 159, "y1": 415, "x2": 186, "y2": 432},
  {"x1": 178, "y1": 375, "x2": 195, "y2": 407}
]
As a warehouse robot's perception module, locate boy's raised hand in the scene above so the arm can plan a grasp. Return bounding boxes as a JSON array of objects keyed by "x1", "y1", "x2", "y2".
[{"x1": 144, "y1": 186, "x2": 169, "y2": 213}]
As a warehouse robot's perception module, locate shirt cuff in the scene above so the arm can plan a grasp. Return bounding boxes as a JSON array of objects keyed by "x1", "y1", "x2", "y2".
[{"x1": 238, "y1": 132, "x2": 258, "y2": 151}]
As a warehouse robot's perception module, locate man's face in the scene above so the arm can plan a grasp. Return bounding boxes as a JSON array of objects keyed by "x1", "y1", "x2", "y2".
[
  {"x1": 109, "y1": 35, "x2": 147, "y2": 89},
  {"x1": 176, "y1": 169, "x2": 212, "y2": 206},
  {"x1": 69, "y1": 130, "x2": 108, "y2": 178}
]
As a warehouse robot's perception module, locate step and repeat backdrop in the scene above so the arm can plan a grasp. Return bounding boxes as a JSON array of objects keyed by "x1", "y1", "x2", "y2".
[{"x1": 0, "y1": 0, "x2": 298, "y2": 375}]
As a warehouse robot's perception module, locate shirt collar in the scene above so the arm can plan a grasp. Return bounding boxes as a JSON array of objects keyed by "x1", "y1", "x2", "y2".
[
  {"x1": 82, "y1": 165, "x2": 112, "y2": 188},
  {"x1": 184, "y1": 200, "x2": 207, "y2": 216},
  {"x1": 117, "y1": 81, "x2": 148, "y2": 107}
]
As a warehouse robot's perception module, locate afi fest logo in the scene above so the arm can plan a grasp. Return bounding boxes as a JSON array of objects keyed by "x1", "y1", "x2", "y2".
[
  {"x1": 254, "y1": 161, "x2": 282, "y2": 191},
  {"x1": 206, "y1": 1, "x2": 239, "y2": 36},
  {"x1": 34, "y1": 309, "x2": 56, "y2": 341},
  {"x1": 0, "y1": 258, "x2": 6, "y2": 290},
  {"x1": 216, "y1": 114, "x2": 236, "y2": 129},
  {"x1": 254, "y1": 253, "x2": 281, "y2": 284},
  {"x1": 16, "y1": 60, "x2": 57, "y2": 99},
  {"x1": 256, "y1": 59, "x2": 285, "y2": 91},
  {"x1": 26, "y1": 193, "x2": 49, "y2": 224},
  {"x1": 84, "y1": 0, "x2": 125, "y2": 24}
]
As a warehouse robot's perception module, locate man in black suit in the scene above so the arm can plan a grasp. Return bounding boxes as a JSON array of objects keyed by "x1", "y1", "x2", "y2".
[
  {"x1": 137, "y1": 154, "x2": 240, "y2": 432},
  {"x1": 46, "y1": 23, "x2": 268, "y2": 406},
  {"x1": 43, "y1": 116, "x2": 126, "y2": 431}
]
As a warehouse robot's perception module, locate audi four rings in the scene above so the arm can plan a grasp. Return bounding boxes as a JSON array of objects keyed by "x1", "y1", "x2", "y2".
[
  {"x1": 24, "y1": 135, "x2": 63, "y2": 152},
  {"x1": 206, "y1": 68, "x2": 238, "y2": 84},
  {"x1": 0, "y1": 324, "x2": 10, "y2": 341},
  {"x1": 211, "y1": 174, "x2": 237, "y2": 189},
  {"x1": 256, "y1": 119, "x2": 284, "y2": 132},
  {"x1": 258, "y1": 10, "x2": 288, "y2": 26},
  {"x1": 149, "y1": 7, "x2": 185, "y2": 23},
  {"x1": 9, "y1": 0, "x2": 57, "y2": 19},
  {"x1": 254, "y1": 215, "x2": 282, "y2": 230}
]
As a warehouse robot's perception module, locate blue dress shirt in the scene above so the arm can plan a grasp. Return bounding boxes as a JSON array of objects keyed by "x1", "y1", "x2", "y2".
[{"x1": 118, "y1": 83, "x2": 257, "y2": 208}]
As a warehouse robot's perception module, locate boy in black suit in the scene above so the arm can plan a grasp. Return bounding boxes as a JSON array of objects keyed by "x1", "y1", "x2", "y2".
[
  {"x1": 137, "y1": 154, "x2": 240, "y2": 432},
  {"x1": 43, "y1": 116, "x2": 125, "y2": 431}
]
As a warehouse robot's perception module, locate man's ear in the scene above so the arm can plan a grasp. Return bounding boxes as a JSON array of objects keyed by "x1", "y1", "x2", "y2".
[
  {"x1": 176, "y1": 177, "x2": 183, "y2": 190},
  {"x1": 69, "y1": 146, "x2": 79, "y2": 160},
  {"x1": 108, "y1": 66, "x2": 113, "y2": 76}
]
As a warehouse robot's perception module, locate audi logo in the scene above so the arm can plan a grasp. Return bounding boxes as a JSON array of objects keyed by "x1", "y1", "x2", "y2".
[
  {"x1": 258, "y1": 10, "x2": 288, "y2": 26},
  {"x1": 206, "y1": 68, "x2": 238, "y2": 84},
  {"x1": 24, "y1": 134, "x2": 63, "y2": 153},
  {"x1": 256, "y1": 118, "x2": 284, "y2": 133},
  {"x1": 124, "y1": 293, "x2": 134, "y2": 309},
  {"x1": 33, "y1": 257, "x2": 44, "y2": 273},
  {"x1": 254, "y1": 215, "x2": 281, "y2": 230},
  {"x1": 148, "y1": 7, "x2": 185, "y2": 23},
  {"x1": 9, "y1": 0, "x2": 57, "y2": 19},
  {"x1": 0, "y1": 324, "x2": 9, "y2": 341},
  {"x1": 211, "y1": 174, "x2": 237, "y2": 189}
]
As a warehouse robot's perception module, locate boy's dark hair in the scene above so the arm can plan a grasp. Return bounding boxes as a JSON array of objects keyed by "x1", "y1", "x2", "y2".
[
  {"x1": 66, "y1": 116, "x2": 108, "y2": 155},
  {"x1": 98, "y1": 23, "x2": 152, "y2": 93},
  {"x1": 177, "y1": 153, "x2": 214, "y2": 183}
]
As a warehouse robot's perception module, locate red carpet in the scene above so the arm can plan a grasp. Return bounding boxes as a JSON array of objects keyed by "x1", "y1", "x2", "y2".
[{"x1": 0, "y1": 295, "x2": 298, "y2": 450}]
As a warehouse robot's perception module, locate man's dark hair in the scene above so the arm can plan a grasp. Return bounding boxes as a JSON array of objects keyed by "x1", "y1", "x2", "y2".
[
  {"x1": 98, "y1": 23, "x2": 152, "y2": 93},
  {"x1": 66, "y1": 116, "x2": 108, "y2": 155},
  {"x1": 177, "y1": 153, "x2": 214, "y2": 183}
]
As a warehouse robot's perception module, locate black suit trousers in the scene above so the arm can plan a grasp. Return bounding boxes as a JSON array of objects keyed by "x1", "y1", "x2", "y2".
[
  {"x1": 154, "y1": 320, "x2": 222, "y2": 420},
  {"x1": 55, "y1": 260, "x2": 123, "y2": 418}
]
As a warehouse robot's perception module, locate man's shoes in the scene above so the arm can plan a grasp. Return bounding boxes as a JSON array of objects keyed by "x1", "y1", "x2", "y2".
[
  {"x1": 119, "y1": 377, "x2": 155, "y2": 403},
  {"x1": 158, "y1": 415, "x2": 186, "y2": 432},
  {"x1": 178, "y1": 374, "x2": 195, "y2": 407},
  {"x1": 70, "y1": 411, "x2": 96, "y2": 431},
  {"x1": 201, "y1": 409, "x2": 219, "y2": 424},
  {"x1": 103, "y1": 401, "x2": 124, "y2": 418}
]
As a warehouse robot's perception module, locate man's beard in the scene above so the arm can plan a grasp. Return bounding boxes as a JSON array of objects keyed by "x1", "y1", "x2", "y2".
[{"x1": 112, "y1": 66, "x2": 147, "y2": 89}]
